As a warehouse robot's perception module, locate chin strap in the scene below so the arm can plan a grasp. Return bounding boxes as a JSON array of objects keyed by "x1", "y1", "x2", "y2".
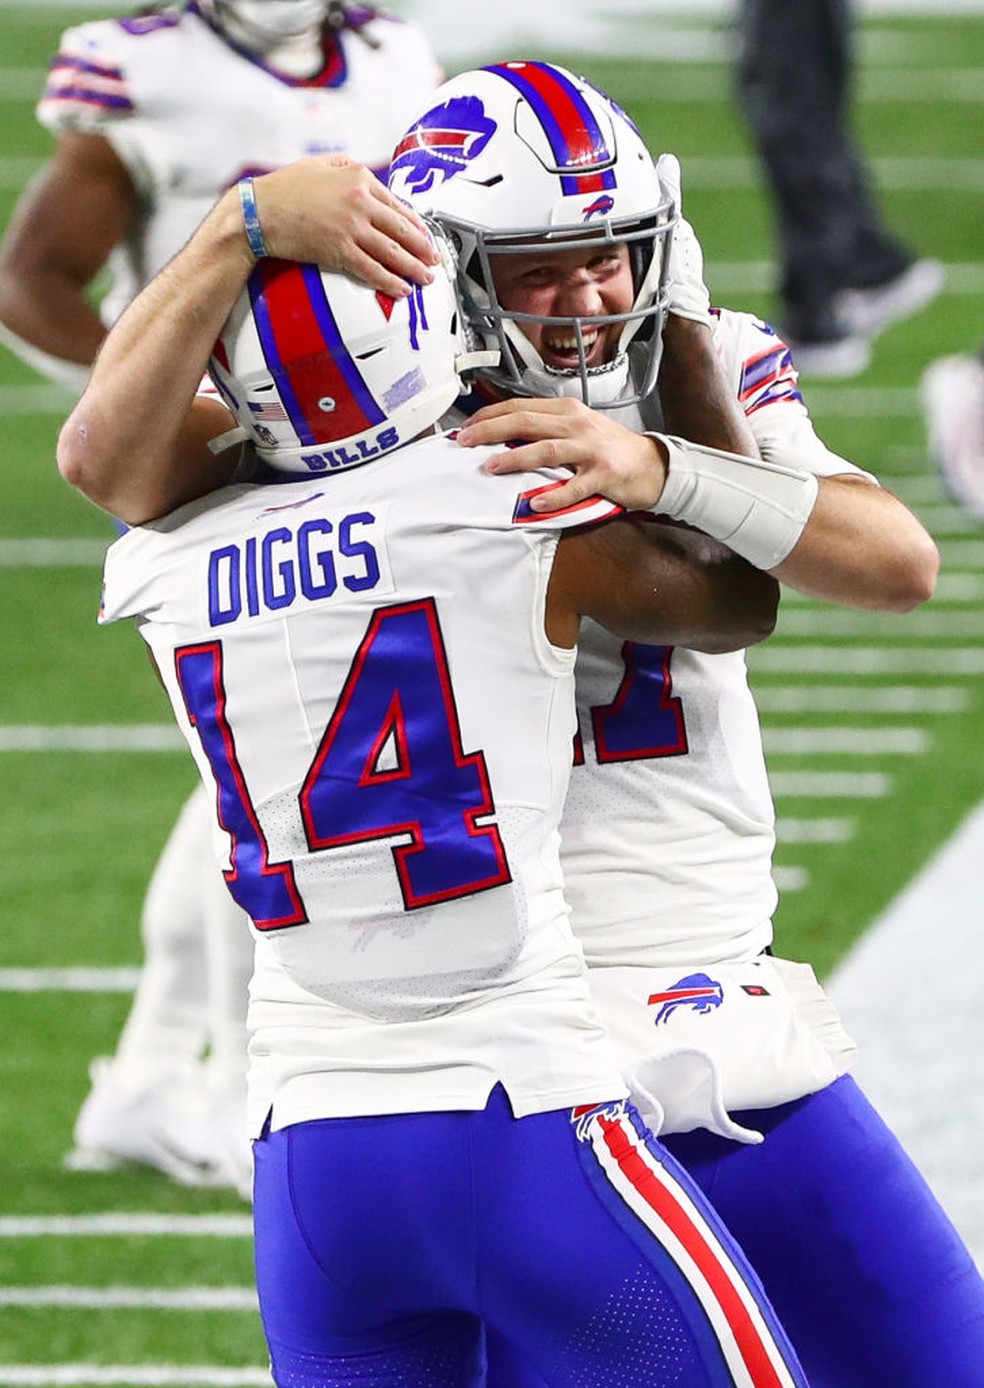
[
  {"x1": 207, "y1": 425, "x2": 250, "y2": 455},
  {"x1": 455, "y1": 349, "x2": 500, "y2": 377}
]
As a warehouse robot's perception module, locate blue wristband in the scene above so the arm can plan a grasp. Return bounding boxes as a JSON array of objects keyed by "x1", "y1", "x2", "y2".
[{"x1": 238, "y1": 176, "x2": 269, "y2": 260}]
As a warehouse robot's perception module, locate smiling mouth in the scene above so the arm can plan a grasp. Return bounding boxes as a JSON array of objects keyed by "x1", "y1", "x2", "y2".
[{"x1": 541, "y1": 326, "x2": 604, "y2": 369}]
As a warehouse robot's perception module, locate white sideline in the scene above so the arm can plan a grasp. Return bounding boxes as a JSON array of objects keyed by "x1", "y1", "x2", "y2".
[{"x1": 828, "y1": 800, "x2": 984, "y2": 1271}]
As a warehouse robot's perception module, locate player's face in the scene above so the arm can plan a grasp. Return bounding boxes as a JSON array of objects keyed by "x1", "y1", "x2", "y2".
[
  {"x1": 489, "y1": 243, "x2": 634, "y2": 373},
  {"x1": 214, "y1": 0, "x2": 329, "y2": 43}
]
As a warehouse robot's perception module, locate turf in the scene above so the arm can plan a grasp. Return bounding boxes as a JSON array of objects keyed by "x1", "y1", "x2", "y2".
[{"x1": 0, "y1": 4, "x2": 982, "y2": 1378}]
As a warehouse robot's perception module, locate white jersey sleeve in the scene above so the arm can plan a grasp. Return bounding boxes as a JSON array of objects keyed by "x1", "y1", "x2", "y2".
[
  {"x1": 710, "y1": 307, "x2": 877, "y2": 482},
  {"x1": 37, "y1": 5, "x2": 442, "y2": 323},
  {"x1": 101, "y1": 435, "x2": 626, "y2": 1132}
]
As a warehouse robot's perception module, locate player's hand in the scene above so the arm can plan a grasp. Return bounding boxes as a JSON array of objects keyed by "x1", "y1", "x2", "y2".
[
  {"x1": 251, "y1": 156, "x2": 439, "y2": 297},
  {"x1": 656, "y1": 152, "x2": 711, "y2": 328},
  {"x1": 456, "y1": 397, "x2": 669, "y2": 512}
]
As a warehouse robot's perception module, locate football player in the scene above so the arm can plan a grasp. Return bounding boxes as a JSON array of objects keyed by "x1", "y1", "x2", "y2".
[
  {"x1": 735, "y1": 0, "x2": 943, "y2": 377},
  {"x1": 58, "y1": 155, "x2": 808, "y2": 1388},
  {"x1": 386, "y1": 61, "x2": 984, "y2": 1386},
  {"x1": 0, "y1": 0, "x2": 442, "y2": 1193}
]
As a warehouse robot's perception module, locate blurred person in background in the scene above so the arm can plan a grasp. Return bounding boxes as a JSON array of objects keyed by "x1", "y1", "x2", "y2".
[
  {"x1": 922, "y1": 344, "x2": 984, "y2": 518},
  {"x1": 734, "y1": 0, "x2": 943, "y2": 377},
  {"x1": 0, "y1": 0, "x2": 442, "y2": 1196}
]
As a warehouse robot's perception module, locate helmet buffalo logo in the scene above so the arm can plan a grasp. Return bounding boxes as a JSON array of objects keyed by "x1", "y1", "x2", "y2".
[
  {"x1": 648, "y1": 973, "x2": 724, "y2": 1025},
  {"x1": 390, "y1": 96, "x2": 496, "y2": 195},
  {"x1": 582, "y1": 194, "x2": 615, "y2": 221}
]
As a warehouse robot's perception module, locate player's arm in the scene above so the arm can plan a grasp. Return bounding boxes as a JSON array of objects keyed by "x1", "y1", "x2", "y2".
[
  {"x1": 751, "y1": 407, "x2": 939, "y2": 611},
  {"x1": 0, "y1": 131, "x2": 136, "y2": 389},
  {"x1": 658, "y1": 314, "x2": 761, "y2": 457},
  {"x1": 653, "y1": 311, "x2": 937, "y2": 610},
  {"x1": 460, "y1": 395, "x2": 938, "y2": 615},
  {"x1": 57, "y1": 156, "x2": 439, "y2": 524},
  {"x1": 547, "y1": 514, "x2": 779, "y2": 653}
]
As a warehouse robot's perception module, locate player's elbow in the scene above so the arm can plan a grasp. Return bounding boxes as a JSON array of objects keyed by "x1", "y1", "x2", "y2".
[
  {"x1": 694, "y1": 573, "x2": 780, "y2": 653},
  {"x1": 883, "y1": 532, "x2": 940, "y2": 612},
  {"x1": 57, "y1": 410, "x2": 117, "y2": 511}
]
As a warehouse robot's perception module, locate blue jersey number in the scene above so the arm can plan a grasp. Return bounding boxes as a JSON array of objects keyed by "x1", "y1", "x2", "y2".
[
  {"x1": 175, "y1": 599, "x2": 510, "y2": 929},
  {"x1": 585, "y1": 642, "x2": 688, "y2": 763}
]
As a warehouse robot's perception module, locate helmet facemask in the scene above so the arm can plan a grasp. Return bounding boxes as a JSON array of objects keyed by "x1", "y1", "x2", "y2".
[{"x1": 452, "y1": 212, "x2": 673, "y2": 408}]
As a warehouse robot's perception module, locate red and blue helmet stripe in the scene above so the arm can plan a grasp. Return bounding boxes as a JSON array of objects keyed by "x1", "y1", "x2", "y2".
[
  {"x1": 247, "y1": 260, "x2": 386, "y2": 448},
  {"x1": 483, "y1": 61, "x2": 617, "y2": 197}
]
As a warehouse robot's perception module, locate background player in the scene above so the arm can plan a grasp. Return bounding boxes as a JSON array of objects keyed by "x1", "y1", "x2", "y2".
[
  {"x1": 386, "y1": 61, "x2": 984, "y2": 1386},
  {"x1": 733, "y1": 0, "x2": 943, "y2": 376},
  {"x1": 0, "y1": 0, "x2": 442, "y2": 1193},
  {"x1": 55, "y1": 155, "x2": 807, "y2": 1388}
]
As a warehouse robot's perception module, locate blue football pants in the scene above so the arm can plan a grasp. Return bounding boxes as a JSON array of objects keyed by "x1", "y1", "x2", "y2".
[
  {"x1": 252, "y1": 1084, "x2": 807, "y2": 1387},
  {"x1": 486, "y1": 1075, "x2": 984, "y2": 1388}
]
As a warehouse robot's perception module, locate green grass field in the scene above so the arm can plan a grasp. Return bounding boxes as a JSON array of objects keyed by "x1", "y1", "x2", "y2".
[{"x1": 0, "y1": 4, "x2": 982, "y2": 1382}]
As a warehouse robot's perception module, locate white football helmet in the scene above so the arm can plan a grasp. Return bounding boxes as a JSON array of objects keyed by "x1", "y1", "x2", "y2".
[
  {"x1": 199, "y1": 0, "x2": 334, "y2": 46},
  {"x1": 387, "y1": 61, "x2": 677, "y2": 408},
  {"x1": 209, "y1": 233, "x2": 479, "y2": 475}
]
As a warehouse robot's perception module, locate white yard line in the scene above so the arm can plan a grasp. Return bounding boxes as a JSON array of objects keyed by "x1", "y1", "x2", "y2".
[
  {"x1": 0, "y1": 968, "x2": 139, "y2": 992},
  {"x1": 747, "y1": 646, "x2": 984, "y2": 674},
  {"x1": 0, "y1": 541, "x2": 108, "y2": 567},
  {"x1": 0, "y1": 1370, "x2": 270, "y2": 1387},
  {"x1": 775, "y1": 818, "x2": 854, "y2": 843},
  {"x1": 752, "y1": 685, "x2": 970, "y2": 713},
  {"x1": 908, "y1": 504, "x2": 984, "y2": 534},
  {"x1": 0, "y1": 1215, "x2": 251, "y2": 1237},
  {"x1": 762, "y1": 727, "x2": 928, "y2": 754},
  {"x1": 938, "y1": 539, "x2": 984, "y2": 567},
  {"x1": 776, "y1": 609, "x2": 984, "y2": 638},
  {"x1": 767, "y1": 771, "x2": 892, "y2": 797},
  {"x1": 0, "y1": 1286, "x2": 257, "y2": 1310},
  {"x1": 772, "y1": 867, "x2": 809, "y2": 891},
  {"x1": 0, "y1": 726, "x2": 183, "y2": 752}
]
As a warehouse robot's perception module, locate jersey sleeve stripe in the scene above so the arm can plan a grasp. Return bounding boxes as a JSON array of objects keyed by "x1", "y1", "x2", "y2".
[
  {"x1": 512, "y1": 481, "x2": 623, "y2": 527},
  {"x1": 40, "y1": 57, "x2": 133, "y2": 114},
  {"x1": 739, "y1": 344, "x2": 803, "y2": 414}
]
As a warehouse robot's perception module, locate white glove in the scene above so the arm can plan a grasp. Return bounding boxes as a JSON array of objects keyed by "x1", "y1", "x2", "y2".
[{"x1": 656, "y1": 152, "x2": 712, "y2": 328}]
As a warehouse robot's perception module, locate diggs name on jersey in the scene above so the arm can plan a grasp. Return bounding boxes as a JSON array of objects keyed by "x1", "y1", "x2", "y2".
[{"x1": 208, "y1": 509, "x2": 385, "y2": 627}]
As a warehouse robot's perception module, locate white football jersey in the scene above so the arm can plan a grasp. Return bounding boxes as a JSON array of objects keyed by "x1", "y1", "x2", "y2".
[
  {"x1": 562, "y1": 308, "x2": 872, "y2": 970},
  {"x1": 100, "y1": 433, "x2": 629, "y2": 1134},
  {"x1": 38, "y1": 4, "x2": 442, "y2": 323},
  {"x1": 558, "y1": 310, "x2": 865, "y2": 1125}
]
